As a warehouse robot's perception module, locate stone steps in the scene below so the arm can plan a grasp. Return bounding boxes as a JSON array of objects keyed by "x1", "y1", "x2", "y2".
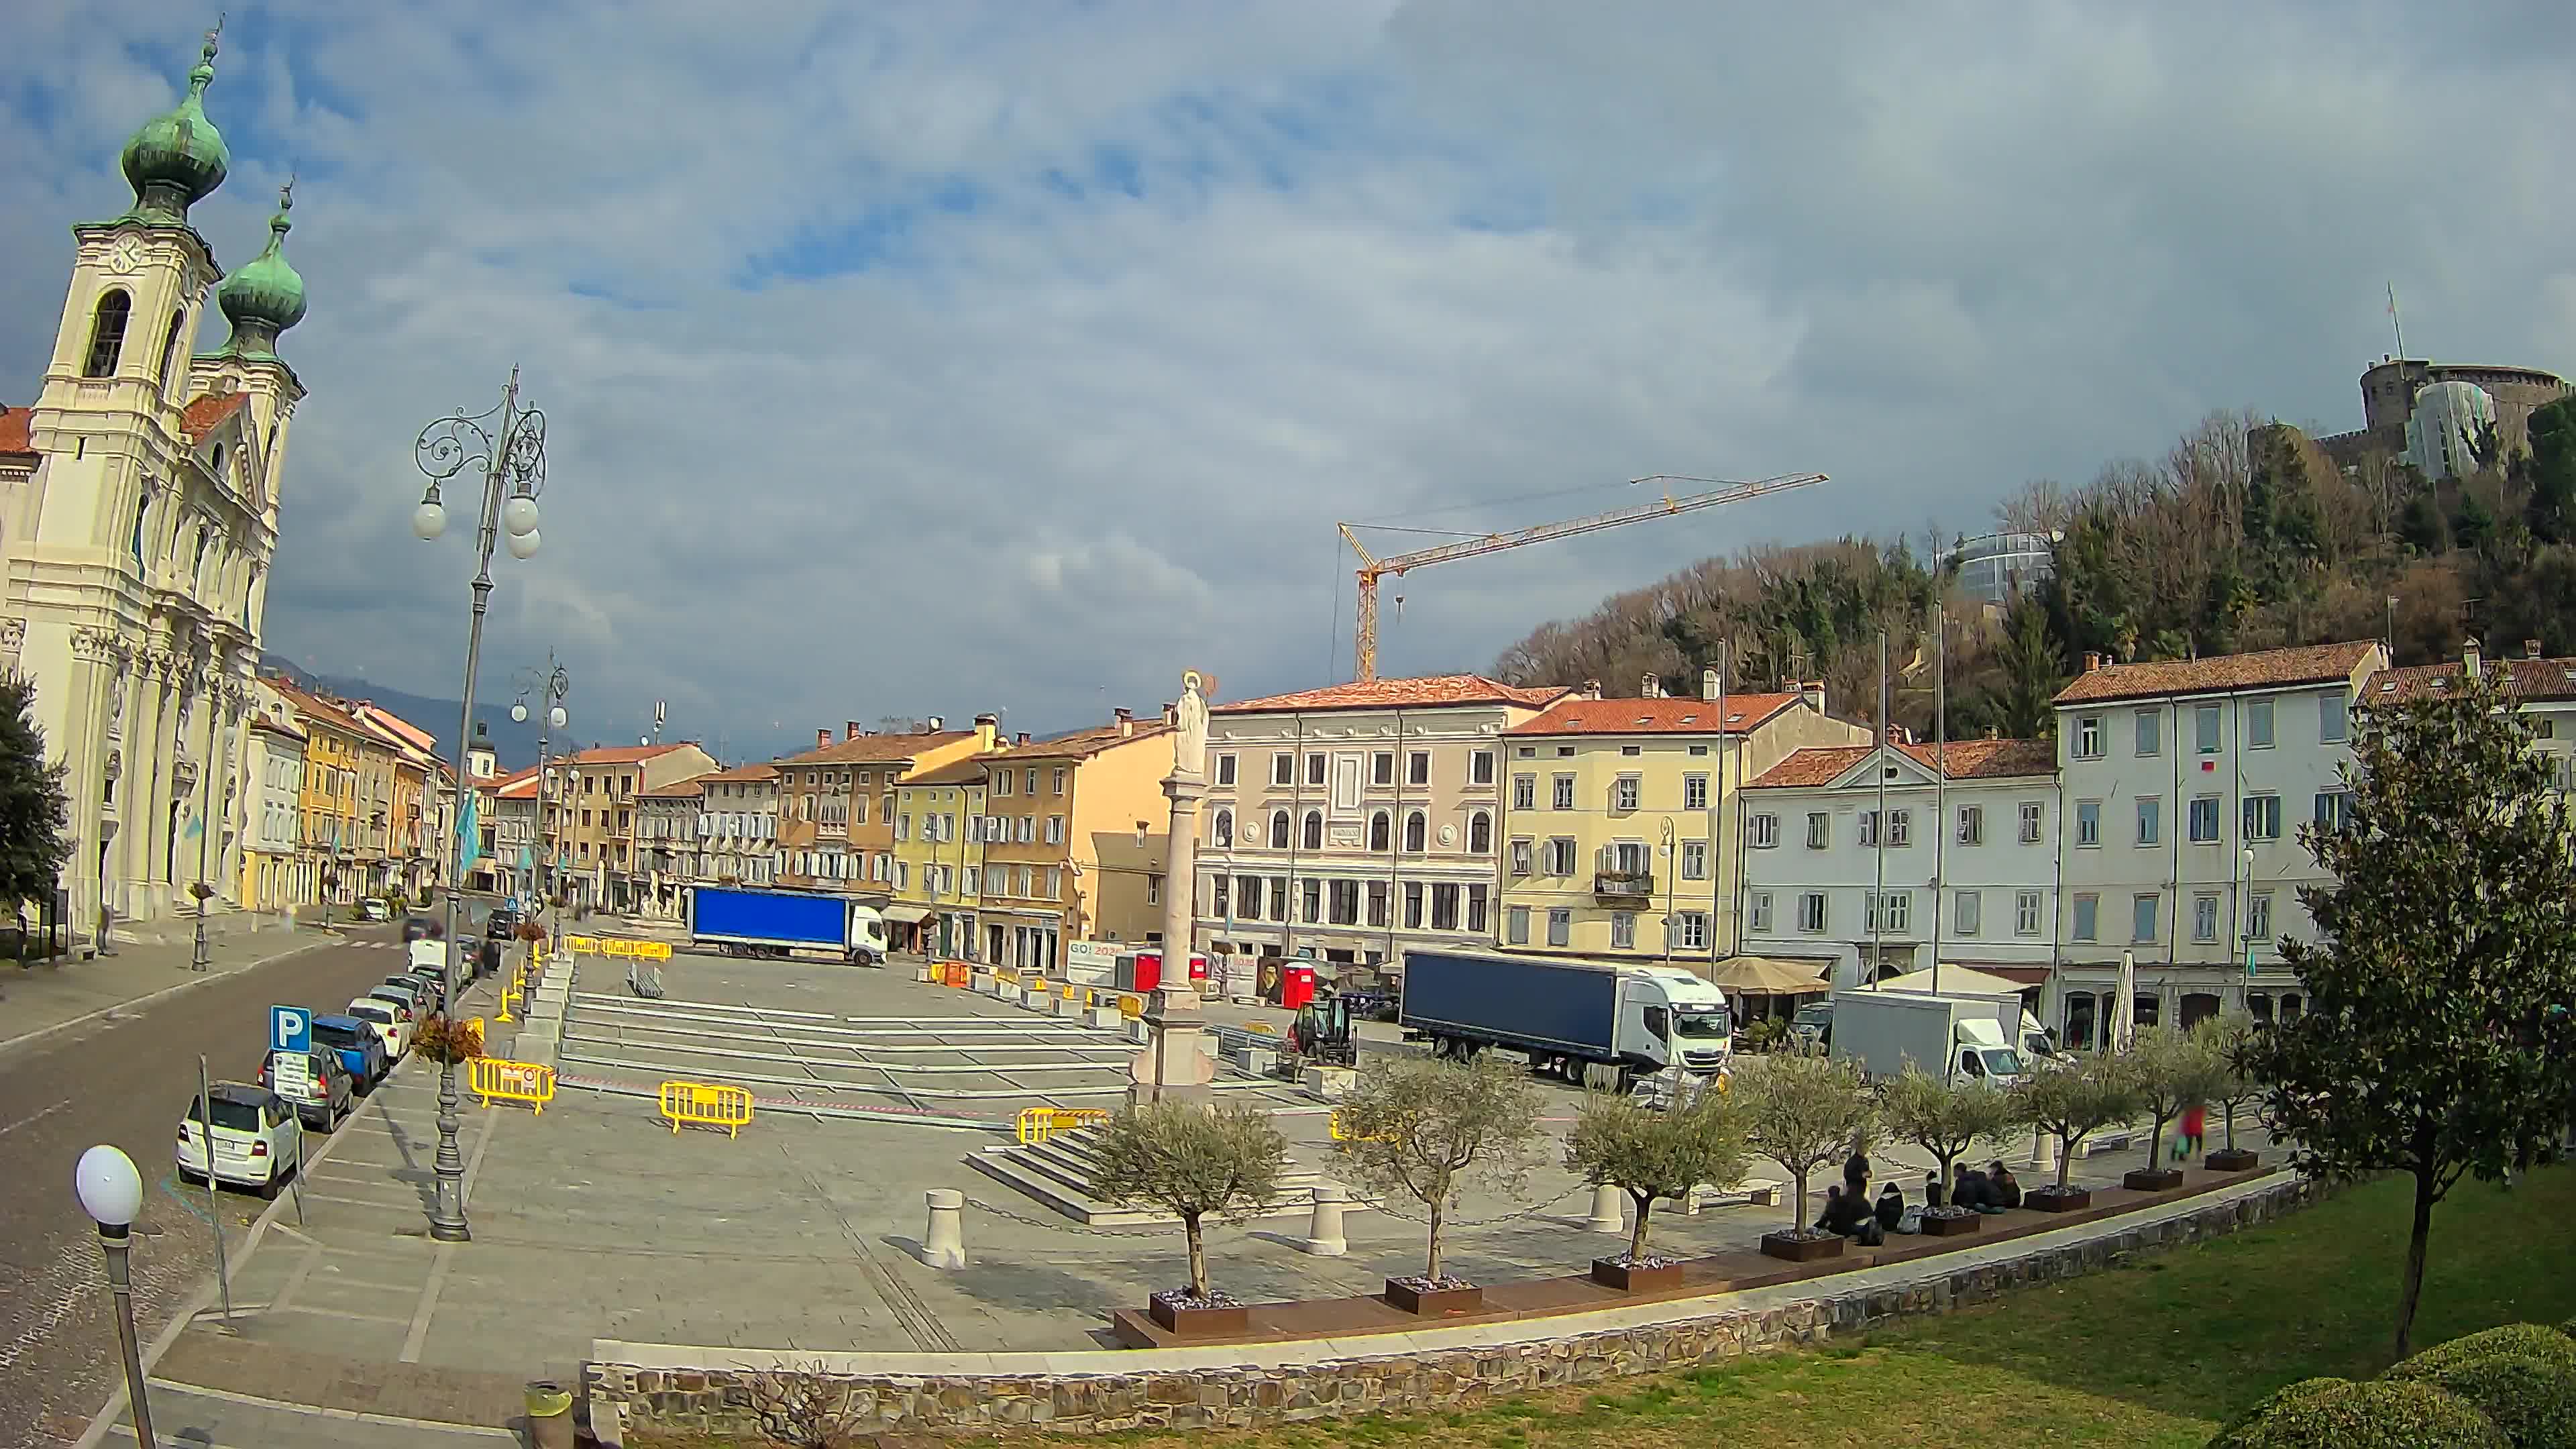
[{"x1": 965, "y1": 1131, "x2": 1368, "y2": 1228}]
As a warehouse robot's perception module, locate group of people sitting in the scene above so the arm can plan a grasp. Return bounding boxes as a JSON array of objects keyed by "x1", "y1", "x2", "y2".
[{"x1": 1812, "y1": 1138, "x2": 2025, "y2": 1243}]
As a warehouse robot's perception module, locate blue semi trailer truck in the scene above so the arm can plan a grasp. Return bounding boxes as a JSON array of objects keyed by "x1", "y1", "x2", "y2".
[{"x1": 685, "y1": 886, "x2": 889, "y2": 965}]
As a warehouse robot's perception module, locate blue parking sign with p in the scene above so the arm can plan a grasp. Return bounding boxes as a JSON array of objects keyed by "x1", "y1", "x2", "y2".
[{"x1": 271, "y1": 1005, "x2": 311, "y2": 1055}]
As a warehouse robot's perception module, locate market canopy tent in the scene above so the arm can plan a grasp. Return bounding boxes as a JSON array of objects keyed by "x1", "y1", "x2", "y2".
[
  {"x1": 1706, "y1": 956, "x2": 1833, "y2": 996},
  {"x1": 1867, "y1": 964, "x2": 2033, "y2": 998}
]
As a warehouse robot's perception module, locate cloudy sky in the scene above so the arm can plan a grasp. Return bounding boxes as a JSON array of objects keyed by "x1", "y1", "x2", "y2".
[{"x1": 6, "y1": 1, "x2": 2573, "y2": 761}]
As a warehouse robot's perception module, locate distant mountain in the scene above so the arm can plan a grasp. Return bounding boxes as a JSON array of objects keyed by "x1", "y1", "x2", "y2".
[{"x1": 258, "y1": 653, "x2": 546, "y2": 771}]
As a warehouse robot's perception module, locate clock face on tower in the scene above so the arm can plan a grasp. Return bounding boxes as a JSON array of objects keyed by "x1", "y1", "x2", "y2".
[{"x1": 108, "y1": 235, "x2": 145, "y2": 276}]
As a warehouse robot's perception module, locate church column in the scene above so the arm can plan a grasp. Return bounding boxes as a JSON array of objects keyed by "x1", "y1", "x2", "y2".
[{"x1": 63, "y1": 627, "x2": 123, "y2": 930}]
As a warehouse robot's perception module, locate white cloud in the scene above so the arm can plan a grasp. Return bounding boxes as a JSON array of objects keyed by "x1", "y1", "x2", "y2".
[{"x1": 3, "y1": 1, "x2": 2571, "y2": 758}]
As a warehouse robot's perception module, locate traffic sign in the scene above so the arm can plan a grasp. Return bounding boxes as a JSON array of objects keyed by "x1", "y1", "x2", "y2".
[{"x1": 270, "y1": 1005, "x2": 311, "y2": 1055}]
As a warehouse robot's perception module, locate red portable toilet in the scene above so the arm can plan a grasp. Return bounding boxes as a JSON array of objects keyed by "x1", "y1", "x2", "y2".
[
  {"x1": 1115, "y1": 949, "x2": 1159, "y2": 995},
  {"x1": 1280, "y1": 963, "x2": 1316, "y2": 1011}
]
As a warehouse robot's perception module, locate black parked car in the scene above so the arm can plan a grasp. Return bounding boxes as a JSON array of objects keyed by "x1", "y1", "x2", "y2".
[{"x1": 400, "y1": 915, "x2": 445, "y2": 943}]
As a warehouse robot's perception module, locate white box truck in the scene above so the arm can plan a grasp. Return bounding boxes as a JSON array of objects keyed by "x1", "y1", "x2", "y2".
[{"x1": 1827, "y1": 989, "x2": 2029, "y2": 1086}]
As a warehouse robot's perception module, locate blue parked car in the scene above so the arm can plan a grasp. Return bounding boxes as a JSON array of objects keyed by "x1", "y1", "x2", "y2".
[{"x1": 311, "y1": 1014, "x2": 389, "y2": 1093}]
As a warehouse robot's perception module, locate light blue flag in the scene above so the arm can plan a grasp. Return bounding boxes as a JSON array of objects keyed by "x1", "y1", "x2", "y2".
[{"x1": 458, "y1": 791, "x2": 482, "y2": 867}]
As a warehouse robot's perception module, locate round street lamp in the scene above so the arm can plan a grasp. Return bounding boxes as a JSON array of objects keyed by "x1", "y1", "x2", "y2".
[{"x1": 75, "y1": 1144, "x2": 156, "y2": 1447}]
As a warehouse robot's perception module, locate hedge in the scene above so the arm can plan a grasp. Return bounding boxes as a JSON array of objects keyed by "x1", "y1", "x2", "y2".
[
  {"x1": 2207, "y1": 1377, "x2": 2510, "y2": 1448},
  {"x1": 2391, "y1": 1324, "x2": 2576, "y2": 1381},
  {"x1": 2385, "y1": 1328, "x2": 2576, "y2": 1449}
]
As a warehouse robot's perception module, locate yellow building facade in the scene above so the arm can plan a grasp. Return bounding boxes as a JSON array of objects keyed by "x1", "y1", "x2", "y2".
[
  {"x1": 1496, "y1": 679, "x2": 1866, "y2": 963},
  {"x1": 892, "y1": 755, "x2": 992, "y2": 957},
  {"x1": 270, "y1": 682, "x2": 366, "y2": 904}
]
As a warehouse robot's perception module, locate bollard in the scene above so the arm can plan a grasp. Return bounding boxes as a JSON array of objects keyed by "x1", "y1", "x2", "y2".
[
  {"x1": 1586, "y1": 1183, "x2": 1625, "y2": 1234},
  {"x1": 921, "y1": 1189, "x2": 967, "y2": 1269},
  {"x1": 524, "y1": 1379, "x2": 576, "y2": 1449},
  {"x1": 1298, "y1": 1183, "x2": 1350, "y2": 1256}
]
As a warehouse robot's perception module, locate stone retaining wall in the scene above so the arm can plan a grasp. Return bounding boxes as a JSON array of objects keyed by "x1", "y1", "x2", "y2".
[{"x1": 591, "y1": 1176, "x2": 2319, "y2": 1438}]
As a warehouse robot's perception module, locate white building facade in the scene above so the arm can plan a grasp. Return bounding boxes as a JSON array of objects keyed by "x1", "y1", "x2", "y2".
[
  {"x1": 1739, "y1": 739, "x2": 2061, "y2": 991},
  {"x1": 239, "y1": 687, "x2": 304, "y2": 912},
  {"x1": 0, "y1": 30, "x2": 309, "y2": 930},
  {"x1": 696, "y1": 763, "x2": 782, "y2": 888},
  {"x1": 2049, "y1": 641, "x2": 2386, "y2": 1049}
]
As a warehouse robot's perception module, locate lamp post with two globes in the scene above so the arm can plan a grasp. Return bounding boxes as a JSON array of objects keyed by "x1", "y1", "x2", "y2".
[
  {"x1": 75, "y1": 1145, "x2": 155, "y2": 1448},
  {"x1": 513, "y1": 653, "x2": 570, "y2": 928},
  {"x1": 409, "y1": 366, "x2": 547, "y2": 1244}
]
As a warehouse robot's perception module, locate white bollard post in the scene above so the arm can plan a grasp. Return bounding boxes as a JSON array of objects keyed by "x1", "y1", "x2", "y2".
[
  {"x1": 1298, "y1": 1183, "x2": 1349, "y2": 1256},
  {"x1": 921, "y1": 1189, "x2": 967, "y2": 1269},
  {"x1": 1586, "y1": 1183, "x2": 1625, "y2": 1234}
]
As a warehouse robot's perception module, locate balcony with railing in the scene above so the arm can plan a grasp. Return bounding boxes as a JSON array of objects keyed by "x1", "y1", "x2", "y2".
[{"x1": 1593, "y1": 846, "x2": 1654, "y2": 901}]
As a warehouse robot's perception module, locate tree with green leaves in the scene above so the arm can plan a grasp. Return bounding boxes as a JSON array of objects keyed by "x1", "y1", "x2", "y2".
[
  {"x1": 1876, "y1": 1061, "x2": 2023, "y2": 1202},
  {"x1": 2012, "y1": 1053, "x2": 2141, "y2": 1195},
  {"x1": 2525, "y1": 395, "x2": 2576, "y2": 543},
  {"x1": 0, "y1": 675, "x2": 71, "y2": 919},
  {"x1": 1563, "y1": 1086, "x2": 1750, "y2": 1263},
  {"x1": 1337, "y1": 1054, "x2": 1544, "y2": 1283},
  {"x1": 1731, "y1": 1049, "x2": 1874, "y2": 1236},
  {"x1": 2125, "y1": 1024, "x2": 2226, "y2": 1169},
  {"x1": 2191, "y1": 1014, "x2": 2263, "y2": 1157},
  {"x1": 2239, "y1": 664, "x2": 2576, "y2": 1358},
  {"x1": 1089, "y1": 1102, "x2": 1287, "y2": 1300}
]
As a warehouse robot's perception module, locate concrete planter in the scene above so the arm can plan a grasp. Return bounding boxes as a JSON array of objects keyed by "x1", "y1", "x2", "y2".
[
  {"x1": 1383, "y1": 1279, "x2": 1482, "y2": 1316},
  {"x1": 2122, "y1": 1167, "x2": 2186, "y2": 1193},
  {"x1": 1921, "y1": 1209, "x2": 1983, "y2": 1237},
  {"x1": 1146, "y1": 1294, "x2": 1249, "y2": 1336},
  {"x1": 1589, "y1": 1257, "x2": 1683, "y2": 1292},
  {"x1": 2027, "y1": 1186, "x2": 2094, "y2": 1212},
  {"x1": 2206, "y1": 1148, "x2": 2261, "y2": 1173},
  {"x1": 1758, "y1": 1231, "x2": 1845, "y2": 1263}
]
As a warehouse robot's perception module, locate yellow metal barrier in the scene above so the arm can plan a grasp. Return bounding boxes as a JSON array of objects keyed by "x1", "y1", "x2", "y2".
[
  {"x1": 1118, "y1": 994, "x2": 1144, "y2": 1020},
  {"x1": 1015, "y1": 1106, "x2": 1110, "y2": 1145},
  {"x1": 496, "y1": 973, "x2": 523, "y2": 1023},
  {"x1": 637, "y1": 941, "x2": 673, "y2": 961},
  {"x1": 659, "y1": 1079, "x2": 755, "y2": 1137},
  {"x1": 470, "y1": 1057, "x2": 556, "y2": 1114},
  {"x1": 1246, "y1": 1022, "x2": 1277, "y2": 1035},
  {"x1": 1329, "y1": 1108, "x2": 1395, "y2": 1144},
  {"x1": 602, "y1": 937, "x2": 635, "y2": 959},
  {"x1": 564, "y1": 934, "x2": 600, "y2": 955}
]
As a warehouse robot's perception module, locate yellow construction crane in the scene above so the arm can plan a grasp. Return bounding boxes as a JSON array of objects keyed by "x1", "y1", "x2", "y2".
[{"x1": 1338, "y1": 472, "x2": 1827, "y2": 682}]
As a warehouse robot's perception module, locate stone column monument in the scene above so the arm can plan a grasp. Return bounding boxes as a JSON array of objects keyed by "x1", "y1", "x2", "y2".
[{"x1": 1129, "y1": 669, "x2": 1217, "y2": 1107}]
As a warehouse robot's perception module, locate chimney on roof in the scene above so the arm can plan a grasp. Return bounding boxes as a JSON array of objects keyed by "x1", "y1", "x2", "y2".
[
  {"x1": 1015, "y1": 731, "x2": 1030, "y2": 746},
  {"x1": 973, "y1": 712, "x2": 999, "y2": 752},
  {"x1": 926, "y1": 715, "x2": 944, "y2": 731},
  {"x1": 1801, "y1": 680, "x2": 1826, "y2": 715},
  {"x1": 2082, "y1": 651, "x2": 2102, "y2": 673},
  {"x1": 846, "y1": 720, "x2": 862, "y2": 741},
  {"x1": 1641, "y1": 674, "x2": 1661, "y2": 698},
  {"x1": 816, "y1": 728, "x2": 831, "y2": 749},
  {"x1": 2526, "y1": 639, "x2": 2543, "y2": 660},
  {"x1": 1701, "y1": 665, "x2": 1720, "y2": 701},
  {"x1": 1580, "y1": 679, "x2": 1602, "y2": 701},
  {"x1": 2463, "y1": 636, "x2": 2482, "y2": 677}
]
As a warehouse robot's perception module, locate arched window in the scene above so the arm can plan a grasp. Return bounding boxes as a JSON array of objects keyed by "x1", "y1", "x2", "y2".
[
  {"x1": 130, "y1": 492, "x2": 150, "y2": 565},
  {"x1": 1468, "y1": 810, "x2": 1493, "y2": 855},
  {"x1": 1368, "y1": 810, "x2": 1391, "y2": 852},
  {"x1": 84, "y1": 289, "x2": 132, "y2": 378},
  {"x1": 1403, "y1": 810, "x2": 1427, "y2": 853},
  {"x1": 1210, "y1": 808, "x2": 1232, "y2": 849},
  {"x1": 1301, "y1": 809, "x2": 1324, "y2": 851},
  {"x1": 156, "y1": 311, "x2": 184, "y2": 395},
  {"x1": 1269, "y1": 809, "x2": 1290, "y2": 849}
]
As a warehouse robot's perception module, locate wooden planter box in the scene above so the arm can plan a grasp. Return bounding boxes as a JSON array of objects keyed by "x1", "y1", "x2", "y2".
[
  {"x1": 1758, "y1": 1231, "x2": 1845, "y2": 1263},
  {"x1": 1384, "y1": 1279, "x2": 1483, "y2": 1316},
  {"x1": 1590, "y1": 1257, "x2": 1684, "y2": 1292},
  {"x1": 2205, "y1": 1148, "x2": 2261, "y2": 1173},
  {"x1": 2027, "y1": 1187, "x2": 2093, "y2": 1213},
  {"x1": 1146, "y1": 1295, "x2": 1248, "y2": 1336},
  {"x1": 2123, "y1": 1167, "x2": 2186, "y2": 1192},
  {"x1": 1921, "y1": 1210, "x2": 1982, "y2": 1237}
]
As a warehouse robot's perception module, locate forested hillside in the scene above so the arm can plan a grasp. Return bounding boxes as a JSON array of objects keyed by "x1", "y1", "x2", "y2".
[{"x1": 1491, "y1": 397, "x2": 2576, "y2": 739}]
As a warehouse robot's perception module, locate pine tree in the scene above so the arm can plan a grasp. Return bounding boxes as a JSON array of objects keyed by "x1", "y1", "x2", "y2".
[{"x1": 0, "y1": 675, "x2": 72, "y2": 915}]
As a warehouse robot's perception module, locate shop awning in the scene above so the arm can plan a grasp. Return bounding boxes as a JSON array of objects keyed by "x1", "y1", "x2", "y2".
[
  {"x1": 882, "y1": 905, "x2": 932, "y2": 924},
  {"x1": 1705, "y1": 956, "x2": 1835, "y2": 996}
]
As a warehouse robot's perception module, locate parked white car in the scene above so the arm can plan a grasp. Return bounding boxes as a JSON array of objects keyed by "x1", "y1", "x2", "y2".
[
  {"x1": 177, "y1": 1083, "x2": 301, "y2": 1198},
  {"x1": 345, "y1": 997, "x2": 411, "y2": 1058}
]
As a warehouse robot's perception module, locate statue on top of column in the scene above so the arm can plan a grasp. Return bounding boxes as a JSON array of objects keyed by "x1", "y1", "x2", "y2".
[{"x1": 1174, "y1": 669, "x2": 1211, "y2": 781}]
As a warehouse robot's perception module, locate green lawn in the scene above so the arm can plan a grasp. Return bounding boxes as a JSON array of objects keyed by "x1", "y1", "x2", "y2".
[{"x1": 636, "y1": 1165, "x2": 2576, "y2": 1449}]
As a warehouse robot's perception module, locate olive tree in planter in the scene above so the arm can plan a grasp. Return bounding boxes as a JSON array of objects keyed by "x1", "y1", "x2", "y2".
[
  {"x1": 1563, "y1": 1084, "x2": 1749, "y2": 1289},
  {"x1": 2194, "y1": 1014, "x2": 2264, "y2": 1171},
  {"x1": 1338, "y1": 1053, "x2": 1544, "y2": 1314},
  {"x1": 1088, "y1": 1102, "x2": 1286, "y2": 1335},
  {"x1": 1876, "y1": 1061, "x2": 2023, "y2": 1236},
  {"x1": 1733, "y1": 1049, "x2": 1874, "y2": 1262},
  {"x1": 2121, "y1": 1024, "x2": 2226, "y2": 1191},
  {"x1": 2010, "y1": 1053, "x2": 2140, "y2": 1210}
]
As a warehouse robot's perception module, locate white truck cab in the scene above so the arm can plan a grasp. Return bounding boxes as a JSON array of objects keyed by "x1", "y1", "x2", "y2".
[
  {"x1": 846, "y1": 905, "x2": 889, "y2": 965},
  {"x1": 1627, "y1": 967, "x2": 1737, "y2": 1077}
]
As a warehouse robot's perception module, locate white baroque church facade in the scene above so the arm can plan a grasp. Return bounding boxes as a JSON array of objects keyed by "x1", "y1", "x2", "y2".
[{"x1": 0, "y1": 24, "x2": 309, "y2": 930}]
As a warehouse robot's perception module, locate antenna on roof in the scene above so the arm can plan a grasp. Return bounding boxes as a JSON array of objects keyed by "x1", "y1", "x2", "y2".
[{"x1": 2386, "y1": 282, "x2": 2406, "y2": 360}]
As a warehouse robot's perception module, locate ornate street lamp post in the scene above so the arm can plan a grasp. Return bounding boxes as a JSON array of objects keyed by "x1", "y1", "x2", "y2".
[
  {"x1": 75, "y1": 1145, "x2": 155, "y2": 1446},
  {"x1": 409, "y1": 366, "x2": 547, "y2": 1242},
  {"x1": 513, "y1": 653, "x2": 570, "y2": 941}
]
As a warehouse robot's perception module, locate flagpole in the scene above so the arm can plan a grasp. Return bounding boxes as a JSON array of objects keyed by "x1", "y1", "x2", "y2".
[{"x1": 1931, "y1": 609, "x2": 1945, "y2": 996}]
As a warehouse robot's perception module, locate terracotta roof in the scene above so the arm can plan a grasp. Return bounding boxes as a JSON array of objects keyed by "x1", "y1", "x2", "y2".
[
  {"x1": 1007, "y1": 721, "x2": 1173, "y2": 761},
  {"x1": 178, "y1": 392, "x2": 248, "y2": 439},
  {"x1": 2052, "y1": 641, "x2": 2380, "y2": 706},
  {"x1": 1505, "y1": 693, "x2": 1805, "y2": 737},
  {"x1": 2371, "y1": 655, "x2": 2576, "y2": 704},
  {"x1": 1750, "y1": 739, "x2": 2058, "y2": 790},
  {"x1": 249, "y1": 714, "x2": 305, "y2": 742},
  {"x1": 349, "y1": 704, "x2": 437, "y2": 755},
  {"x1": 698, "y1": 762, "x2": 780, "y2": 784},
  {"x1": 0, "y1": 405, "x2": 34, "y2": 458},
  {"x1": 266, "y1": 679, "x2": 365, "y2": 737},
  {"x1": 565, "y1": 743, "x2": 692, "y2": 765},
  {"x1": 639, "y1": 776, "x2": 708, "y2": 799},
  {"x1": 495, "y1": 772, "x2": 541, "y2": 800},
  {"x1": 1214, "y1": 675, "x2": 1570, "y2": 714},
  {"x1": 774, "y1": 730, "x2": 971, "y2": 766},
  {"x1": 906, "y1": 755, "x2": 996, "y2": 786}
]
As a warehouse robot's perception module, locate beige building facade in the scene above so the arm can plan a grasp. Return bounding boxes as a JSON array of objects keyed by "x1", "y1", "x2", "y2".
[{"x1": 976, "y1": 710, "x2": 1175, "y2": 972}]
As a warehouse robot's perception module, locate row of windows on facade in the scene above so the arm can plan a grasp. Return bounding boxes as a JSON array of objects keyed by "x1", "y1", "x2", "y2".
[
  {"x1": 1213, "y1": 749, "x2": 1500, "y2": 792},
  {"x1": 1210, "y1": 806, "x2": 1495, "y2": 855},
  {"x1": 1748, "y1": 882, "x2": 2279, "y2": 947},
  {"x1": 631, "y1": 855, "x2": 777, "y2": 885},
  {"x1": 2071, "y1": 790, "x2": 2353, "y2": 847},
  {"x1": 1506, "y1": 836, "x2": 1704, "y2": 879},
  {"x1": 2069, "y1": 694, "x2": 2347, "y2": 761},
  {"x1": 1205, "y1": 873, "x2": 1490, "y2": 934},
  {"x1": 782, "y1": 764, "x2": 1068, "y2": 796},
  {"x1": 1746, "y1": 801, "x2": 2047, "y2": 851},
  {"x1": 1502, "y1": 905, "x2": 1714, "y2": 953},
  {"x1": 1510, "y1": 769, "x2": 1715, "y2": 814},
  {"x1": 775, "y1": 847, "x2": 1072, "y2": 901}
]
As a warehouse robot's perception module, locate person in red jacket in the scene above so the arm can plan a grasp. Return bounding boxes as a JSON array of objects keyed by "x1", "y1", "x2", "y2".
[{"x1": 2176, "y1": 1102, "x2": 2208, "y2": 1162}]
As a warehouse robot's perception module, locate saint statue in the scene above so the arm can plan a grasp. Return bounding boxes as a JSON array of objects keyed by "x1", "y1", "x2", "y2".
[{"x1": 1174, "y1": 669, "x2": 1210, "y2": 780}]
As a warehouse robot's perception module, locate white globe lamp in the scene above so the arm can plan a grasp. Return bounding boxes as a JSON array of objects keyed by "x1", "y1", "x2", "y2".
[
  {"x1": 75, "y1": 1144, "x2": 144, "y2": 1227},
  {"x1": 501, "y1": 494, "x2": 541, "y2": 537},
  {"x1": 505, "y1": 529, "x2": 540, "y2": 561},
  {"x1": 411, "y1": 498, "x2": 447, "y2": 541}
]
